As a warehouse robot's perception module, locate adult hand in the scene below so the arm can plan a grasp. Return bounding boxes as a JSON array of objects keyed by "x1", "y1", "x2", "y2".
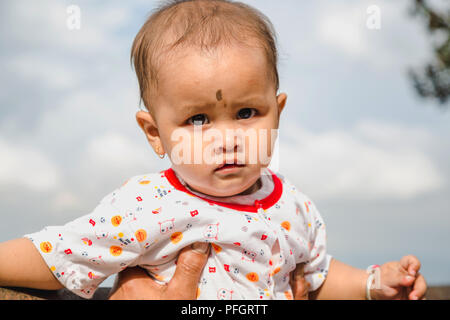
[
  {"x1": 108, "y1": 242, "x2": 210, "y2": 300},
  {"x1": 289, "y1": 263, "x2": 309, "y2": 300}
]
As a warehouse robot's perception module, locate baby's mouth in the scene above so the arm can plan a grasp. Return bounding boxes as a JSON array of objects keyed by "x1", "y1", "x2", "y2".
[{"x1": 214, "y1": 160, "x2": 246, "y2": 172}]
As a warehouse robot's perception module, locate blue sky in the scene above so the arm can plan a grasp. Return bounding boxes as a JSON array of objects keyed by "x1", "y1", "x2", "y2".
[{"x1": 0, "y1": 0, "x2": 449, "y2": 288}]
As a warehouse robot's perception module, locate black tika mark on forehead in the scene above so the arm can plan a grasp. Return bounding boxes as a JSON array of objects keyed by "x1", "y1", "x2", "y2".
[{"x1": 216, "y1": 89, "x2": 223, "y2": 101}]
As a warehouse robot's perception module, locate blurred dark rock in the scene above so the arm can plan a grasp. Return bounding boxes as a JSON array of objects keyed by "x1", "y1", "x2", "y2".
[{"x1": 1, "y1": 286, "x2": 449, "y2": 300}]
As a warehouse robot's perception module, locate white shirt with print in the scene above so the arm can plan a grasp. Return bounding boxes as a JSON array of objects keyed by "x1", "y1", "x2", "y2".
[{"x1": 24, "y1": 168, "x2": 332, "y2": 299}]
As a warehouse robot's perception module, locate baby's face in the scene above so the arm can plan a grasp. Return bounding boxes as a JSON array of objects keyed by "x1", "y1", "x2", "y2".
[{"x1": 137, "y1": 45, "x2": 287, "y2": 197}]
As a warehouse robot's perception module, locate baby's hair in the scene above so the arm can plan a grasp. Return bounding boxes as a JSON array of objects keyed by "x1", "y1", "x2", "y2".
[{"x1": 131, "y1": 0, "x2": 280, "y2": 113}]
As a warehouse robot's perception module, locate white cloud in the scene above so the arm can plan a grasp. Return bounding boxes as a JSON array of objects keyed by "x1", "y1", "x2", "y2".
[
  {"x1": 50, "y1": 190, "x2": 82, "y2": 212},
  {"x1": 278, "y1": 120, "x2": 444, "y2": 201},
  {"x1": 1, "y1": 0, "x2": 131, "y2": 54},
  {"x1": 83, "y1": 132, "x2": 151, "y2": 170},
  {"x1": 31, "y1": 88, "x2": 138, "y2": 150},
  {"x1": 6, "y1": 54, "x2": 81, "y2": 90},
  {"x1": 318, "y1": 5, "x2": 367, "y2": 57},
  {"x1": 315, "y1": 0, "x2": 431, "y2": 69},
  {"x1": 0, "y1": 137, "x2": 61, "y2": 191},
  {"x1": 78, "y1": 131, "x2": 164, "y2": 190}
]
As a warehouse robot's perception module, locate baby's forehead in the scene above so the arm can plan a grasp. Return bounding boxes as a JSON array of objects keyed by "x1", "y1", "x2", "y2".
[
  {"x1": 132, "y1": 0, "x2": 279, "y2": 112},
  {"x1": 154, "y1": 49, "x2": 272, "y2": 108},
  {"x1": 157, "y1": 44, "x2": 269, "y2": 83},
  {"x1": 158, "y1": 41, "x2": 265, "y2": 71}
]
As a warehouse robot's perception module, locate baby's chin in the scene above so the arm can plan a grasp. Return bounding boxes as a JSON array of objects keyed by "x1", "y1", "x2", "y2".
[
  {"x1": 188, "y1": 174, "x2": 261, "y2": 198},
  {"x1": 173, "y1": 164, "x2": 263, "y2": 197},
  {"x1": 195, "y1": 185, "x2": 251, "y2": 198}
]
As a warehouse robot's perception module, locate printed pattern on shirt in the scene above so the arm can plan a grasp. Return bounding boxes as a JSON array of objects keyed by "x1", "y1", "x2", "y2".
[{"x1": 24, "y1": 170, "x2": 331, "y2": 299}]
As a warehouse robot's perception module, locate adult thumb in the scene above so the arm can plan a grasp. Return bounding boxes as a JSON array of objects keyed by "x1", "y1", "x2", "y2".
[
  {"x1": 168, "y1": 242, "x2": 211, "y2": 299},
  {"x1": 290, "y1": 263, "x2": 310, "y2": 300}
]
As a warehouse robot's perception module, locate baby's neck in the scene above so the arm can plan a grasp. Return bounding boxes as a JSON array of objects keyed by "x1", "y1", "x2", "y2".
[
  {"x1": 235, "y1": 178, "x2": 262, "y2": 197},
  {"x1": 185, "y1": 177, "x2": 262, "y2": 199},
  {"x1": 172, "y1": 169, "x2": 273, "y2": 203}
]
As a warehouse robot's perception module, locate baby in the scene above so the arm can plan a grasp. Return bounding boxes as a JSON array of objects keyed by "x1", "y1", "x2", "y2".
[{"x1": 0, "y1": 0, "x2": 426, "y2": 300}]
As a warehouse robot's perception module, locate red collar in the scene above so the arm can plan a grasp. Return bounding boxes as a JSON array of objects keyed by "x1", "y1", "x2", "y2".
[{"x1": 163, "y1": 168, "x2": 283, "y2": 213}]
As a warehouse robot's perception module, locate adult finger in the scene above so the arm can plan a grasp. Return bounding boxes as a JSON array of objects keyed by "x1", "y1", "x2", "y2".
[
  {"x1": 290, "y1": 263, "x2": 309, "y2": 300},
  {"x1": 400, "y1": 255, "x2": 421, "y2": 276},
  {"x1": 409, "y1": 273, "x2": 427, "y2": 300},
  {"x1": 117, "y1": 266, "x2": 159, "y2": 288},
  {"x1": 109, "y1": 266, "x2": 161, "y2": 300},
  {"x1": 167, "y1": 242, "x2": 211, "y2": 299}
]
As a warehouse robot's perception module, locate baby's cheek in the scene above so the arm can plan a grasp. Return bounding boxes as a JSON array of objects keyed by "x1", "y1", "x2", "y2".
[
  {"x1": 253, "y1": 128, "x2": 277, "y2": 165},
  {"x1": 164, "y1": 133, "x2": 195, "y2": 165}
]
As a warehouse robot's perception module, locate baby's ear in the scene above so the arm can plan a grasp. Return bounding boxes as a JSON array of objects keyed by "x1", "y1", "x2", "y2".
[
  {"x1": 276, "y1": 93, "x2": 287, "y2": 115},
  {"x1": 136, "y1": 111, "x2": 165, "y2": 156}
]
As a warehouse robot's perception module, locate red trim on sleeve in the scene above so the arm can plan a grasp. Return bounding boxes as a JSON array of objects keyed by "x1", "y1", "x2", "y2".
[{"x1": 163, "y1": 168, "x2": 283, "y2": 213}]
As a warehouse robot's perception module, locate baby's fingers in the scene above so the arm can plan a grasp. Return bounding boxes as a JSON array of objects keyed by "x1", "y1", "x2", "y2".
[
  {"x1": 409, "y1": 273, "x2": 427, "y2": 300},
  {"x1": 381, "y1": 262, "x2": 415, "y2": 288},
  {"x1": 398, "y1": 274, "x2": 416, "y2": 287},
  {"x1": 400, "y1": 255, "x2": 421, "y2": 276}
]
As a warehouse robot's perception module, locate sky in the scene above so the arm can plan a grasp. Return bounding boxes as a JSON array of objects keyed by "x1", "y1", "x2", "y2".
[{"x1": 0, "y1": 0, "x2": 449, "y2": 289}]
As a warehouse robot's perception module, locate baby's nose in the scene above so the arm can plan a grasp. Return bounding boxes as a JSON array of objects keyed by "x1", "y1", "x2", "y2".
[{"x1": 215, "y1": 130, "x2": 243, "y2": 155}]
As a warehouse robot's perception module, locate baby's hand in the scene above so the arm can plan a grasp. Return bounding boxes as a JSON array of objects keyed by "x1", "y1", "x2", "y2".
[{"x1": 371, "y1": 255, "x2": 427, "y2": 300}]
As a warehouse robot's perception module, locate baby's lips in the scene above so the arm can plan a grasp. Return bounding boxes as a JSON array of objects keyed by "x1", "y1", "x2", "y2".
[{"x1": 214, "y1": 159, "x2": 246, "y2": 171}]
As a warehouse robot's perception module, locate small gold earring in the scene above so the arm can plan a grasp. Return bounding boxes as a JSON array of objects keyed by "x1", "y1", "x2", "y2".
[{"x1": 156, "y1": 146, "x2": 165, "y2": 159}]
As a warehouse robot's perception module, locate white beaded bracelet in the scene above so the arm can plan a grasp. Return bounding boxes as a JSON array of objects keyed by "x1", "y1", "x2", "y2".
[
  {"x1": 366, "y1": 273, "x2": 375, "y2": 300},
  {"x1": 366, "y1": 265, "x2": 380, "y2": 300}
]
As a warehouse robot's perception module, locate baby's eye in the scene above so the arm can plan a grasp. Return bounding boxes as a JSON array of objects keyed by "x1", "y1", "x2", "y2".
[
  {"x1": 187, "y1": 114, "x2": 209, "y2": 126},
  {"x1": 237, "y1": 108, "x2": 256, "y2": 120}
]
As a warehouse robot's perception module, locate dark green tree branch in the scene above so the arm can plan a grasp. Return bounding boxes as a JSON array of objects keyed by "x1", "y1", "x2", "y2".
[{"x1": 409, "y1": 0, "x2": 449, "y2": 107}]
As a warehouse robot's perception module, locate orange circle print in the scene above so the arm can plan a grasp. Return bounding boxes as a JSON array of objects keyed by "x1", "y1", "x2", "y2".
[
  {"x1": 281, "y1": 221, "x2": 291, "y2": 231},
  {"x1": 40, "y1": 241, "x2": 52, "y2": 253},
  {"x1": 135, "y1": 229, "x2": 147, "y2": 242},
  {"x1": 284, "y1": 291, "x2": 293, "y2": 300},
  {"x1": 246, "y1": 272, "x2": 259, "y2": 282},
  {"x1": 271, "y1": 266, "x2": 281, "y2": 276},
  {"x1": 170, "y1": 232, "x2": 183, "y2": 244},
  {"x1": 211, "y1": 243, "x2": 222, "y2": 253},
  {"x1": 110, "y1": 245, "x2": 122, "y2": 256},
  {"x1": 111, "y1": 215, "x2": 122, "y2": 227}
]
